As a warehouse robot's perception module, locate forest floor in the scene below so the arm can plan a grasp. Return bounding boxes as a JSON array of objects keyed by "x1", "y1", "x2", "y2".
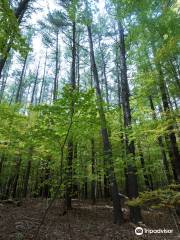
[{"x1": 0, "y1": 199, "x2": 179, "y2": 240}]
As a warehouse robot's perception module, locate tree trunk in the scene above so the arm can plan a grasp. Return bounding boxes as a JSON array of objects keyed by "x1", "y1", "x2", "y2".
[
  {"x1": 149, "y1": 95, "x2": 172, "y2": 183},
  {"x1": 12, "y1": 157, "x2": 21, "y2": 199},
  {"x1": 0, "y1": 154, "x2": 5, "y2": 193},
  {"x1": 91, "y1": 139, "x2": 96, "y2": 204},
  {"x1": 76, "y1": 32, "x2": 80, "y2": 90},
  {"x1": 15, "y1": 54, "x2": 28, "y2": 103},
  {"x1": 138, "y1": 144, "x2": 153, "y2": 190},
  {"x1": 65, "y1": 21, "x2": 76, "y2": 210},
  {"x1": 0, "y1": 0, "x2": 31, "y2": 78},
  {"x1": 118, "y1": 21, "x2": 141, "y2": 223},
  {"x1": 39, "y1": 50, "x2": 48, "y2": 103},
  {"x1": 98, "y1": 35, "x2": 109, "y2": 105},
  {"x1": 5, "y1": 176, "x2": 13, "y2": 199},
  {"x1": 31, "y1": 59, "x2": 40, "y2": 105},
  {"x1": 0, "y1": 55, "x2": 12, "y2": 102},
  {"x1": 43, "y1": 158, "x2": 51, "y2": 199},
  {"x1": 23, "y1": 148, "x2": 32, "y2": 198},
  {"x1": 87, "y1": 24, "x2": 123, "y2": 224},
  {"x1": 53, "y1": 32, "x2": 59, "y2": 102},
  {"x1": 156, "y1": 62, "x2": 180, "y2": 182},
  {"x1": 66, "y1": 140, "x2": 73, "y2": 209}
]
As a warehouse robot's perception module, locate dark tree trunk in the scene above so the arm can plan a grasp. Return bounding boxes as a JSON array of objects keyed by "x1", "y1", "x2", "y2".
[
  {"x1": 0, "y1": 55, "x2": 12, "y2": 102},
  {"x1": 156, "y1": 63, "x2": 180, "y2": 182},
  {"x1": 138, "y1": 144, "x2": 153, "y2": 190},
  {"x1": 97, "y1": 176, "x2": 103, "y2": 199},
  {"x1": 91, "y1": 139, "x2": 96, "y2": 204},
  {"x1": 23, "y1": 149, "x2": 32, "y2": 198},
  {"x1": 98, "y1": 35, "x2": 109, "y2": 105},
  {"x1": 66, "y1": 140, "x2": 73, "y2": 209},
  {"x1": 12, "y1": 157, "x2": 21, "y2": 199},
  {"x1": 0, "y1": 154, "x2": 5, "y2": 193},
  {"x1": 5, "y1": 176, "x2": 13, "y2": 199},
  {"x1": 115, "y1": 47, "x2": 122, "y2": 108},
  {"x1": 0, "y1": 0, "x2": 31, "y2": 78},
  {"x1": 65, "y1": 21, "x2": 76, "y2": 210},
  {"x1": 15, "y1": 0, "x2": 31, "y2": 23},
  {"x1": 0, "y1": 45, "x2": 11, "y2": 79},
  {"x1": 43, "y1": 168, "x2": 50, "y2": 198},
  {"x1": 84, "y1": 177, "x2": 88, "y2": 199},
  {"x1": 15, "y1": 54, "x2": 28, "y2": 103},
  {"x1": 168, "y1": 59, "x2": 180, "y2": 89},
  {"x1": 0, "y1": 155, "x2": 4, "y2": 175},
  {"x1": 118, "y1": 21, "x2": 141, "y2": 223},
  {"x1": 87, "y1": 25, "x2": 123, "y2": 224}
]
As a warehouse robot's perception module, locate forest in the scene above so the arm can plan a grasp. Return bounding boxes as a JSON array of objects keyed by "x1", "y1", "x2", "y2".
[{"x1": 0, "y1": 0, "x2": 180, "y2": 239}]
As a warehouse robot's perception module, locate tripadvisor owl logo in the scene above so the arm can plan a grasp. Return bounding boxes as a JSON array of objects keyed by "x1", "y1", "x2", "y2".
[
  {"x1": 135, "y1": 227, "x2": 143, "y2": 236},
  {"x1": 135, "y1": 227, "x2": 173, "y2": 235}
]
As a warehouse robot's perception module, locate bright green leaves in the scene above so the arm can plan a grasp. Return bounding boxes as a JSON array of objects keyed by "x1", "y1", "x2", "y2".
[
  {"x1": 33, "y1": 85, "x2": 98, "y2": 146},
  {"x1": 0, "y1": 0, "x2": 29, "y2": 57}
]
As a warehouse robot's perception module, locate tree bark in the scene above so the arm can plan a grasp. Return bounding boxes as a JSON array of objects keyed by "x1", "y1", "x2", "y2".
[
  {"x1": 15, "y1": 54, "x2": 28, "y2": 103},
  {"x1": 98, "y1": 35, "x2": 109, "y2": 105},
  {"x1": 149, "y1": 95, "x2": 172, "y2": 183},
  {"x1": 12, "y1": 157, "x2": 21, "y2": 198},
  {"x1": 87, "y1": 24, "x2": 124, "y2": 224},
  {"x1": 53, "y1": 32, "x2": 59, "y2": 102},
  {"x1": 65, "y1": 21, "x2": 76, "y2": 210},
  {"x1": 30, "y1": 59, "x2": 40, "y2": 105},
  {"x1": 39, "y1": 50, "x2": 47, "y2": 103},
  {"x1": 91, "y1": 139, "x2": 96, "y2": 204},
  {"x1": 0, "y1": 0, "x2": 31, "y2": 78},
  {"x1": 155, "y1": 62, "x2": 180, "y2": 182},
  {"x1": 118, "y1": 21, "x2": 141, "y2": 223},
  {"x1": 23, "y1": 148, "x2": 33, "y2": 198}
]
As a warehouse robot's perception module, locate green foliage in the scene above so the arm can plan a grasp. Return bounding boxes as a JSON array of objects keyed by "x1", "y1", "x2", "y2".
[
  {"x1": 0, "y1": 0, "x2": 29, "y2": 57},
  {"x1": 127, "y1": 185, "x2": 180, "y2": 210}
]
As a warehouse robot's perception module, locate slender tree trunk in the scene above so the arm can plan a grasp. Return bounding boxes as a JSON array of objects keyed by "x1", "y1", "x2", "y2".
[
  {"x1": 5, "y1": 176, "x2": 13, "y2": 199},
  {"x1": 138, "y1": 144, "x2": 153, "y2": 190},
  {"x1": 168, "y1": 59, "x2": 180, "y2": 89},
  {"x1": 118, "y1": 21, "x2": 141, "y2": 223},
  {"x1": 23, "y1": 148, "x2": 32, "y2": 198},
  {"x1": 76, "y1": 32, "x2": 80, "y2": 90},
  {"x1": 149, "y1": 96, "x2": 172, "y2": 183},
  {"x1": 39, "y1": 50, "x2": 48, "y2": 103},
  {"x1": 0, "y1": 154, "x2": 5, "y2": 193},
  {"x1": 91, "y1": 139, "x2": 96, "y2": 204},
  {"x1": 66, "y1": 140, "x2": 73, "y2": 209},
  {"x1": 87, "y1": 25, "x2": 123, "y2": 224},
  {"x1": 53, "y1": 32, "x2": 59, "y2": 102},
  {"x1": 15, "y1": 54, "x2": 28, "y2": 103},
  {"x1": 12, "y1": 157, "x2": 21, "y2": 198},
  {"x1": 155, "y1": 62, "x2": 180, "y2": 181},
  {"x1": 0, "y1": 45, "x2": 11, "y2": 79},
  {"x1": 43, "y1": 158, "x2": 51, "y2": 199},
  {"x1": 84, "y1": 177, "x2": 88, "y2": 199},
  {"x1": 115, "y1": 47, "x2": 122, "y2": 108},
  {"x1": 0, "y1": 55, "x2": 12, "y2": 102},
  {"x1": 65, "y1": 21, "x2": 76, "y2": 210},
  {"x1": 98, "y1": 35, "x2": 109, "y2": 105},
  {"x1": 31, "y1": 60, "x2": 40, "y2": 105}
]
